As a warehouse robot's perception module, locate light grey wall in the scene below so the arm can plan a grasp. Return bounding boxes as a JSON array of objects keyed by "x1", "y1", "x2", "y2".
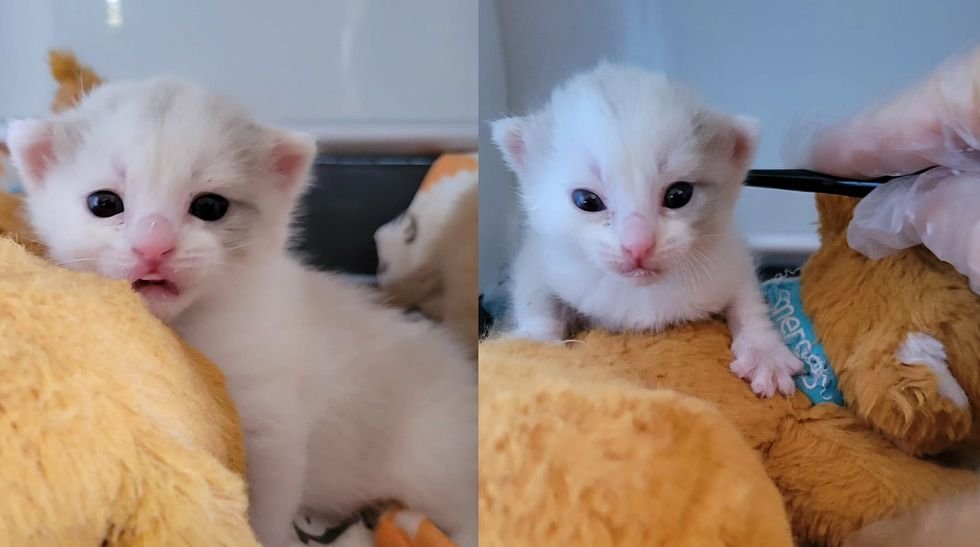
[
  {"x1": 480, "y1": 0, "x2": 980, "y2": 293},
  {"x1": 478, "y1": 0, "x2": 515, "y2": 295},
  {"x1": 0, "y1": 0, "x2": 477, "y2": 143}
]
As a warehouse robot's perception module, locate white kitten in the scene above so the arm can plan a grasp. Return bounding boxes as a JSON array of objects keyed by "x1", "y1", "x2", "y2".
[
  {"x1": 7, "y1": 78, "x2": 477, "y2": 547},
  {"x1": 491, "y1": 63, "x2": 802, "y2": 397}
]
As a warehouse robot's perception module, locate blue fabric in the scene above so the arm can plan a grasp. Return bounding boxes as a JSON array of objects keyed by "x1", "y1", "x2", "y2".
[{"x1": 761, "y1": 276, "x2": 845, "y2": 406}]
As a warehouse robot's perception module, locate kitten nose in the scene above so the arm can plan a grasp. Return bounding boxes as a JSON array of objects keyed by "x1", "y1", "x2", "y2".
[
  {"x1": 132, "y1": 215, "x2": 176, "y2": 263},
  {"x1": 621, "y1": 240, "x2": 654, "y2": 263},
  {"x1": 620, "y1": 214, "x2": 655, "y2": 264}
]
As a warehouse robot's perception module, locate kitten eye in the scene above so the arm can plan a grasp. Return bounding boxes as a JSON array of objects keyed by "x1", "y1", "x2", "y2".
[
  {"x1": 189, "y1": 193, "x2": 230, "y2": 221},
  {"x1": 571, "y1": 189, "x2": 606, "y2": 212},
  {"x1": 87, "y1": 190, "x2": 125, "y2": 218},
  {"x1": 663, "y1": 182, "x2": 694, "y2": 209}
]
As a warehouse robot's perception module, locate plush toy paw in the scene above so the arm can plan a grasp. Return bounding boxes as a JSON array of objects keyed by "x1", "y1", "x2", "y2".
[
  {"x1": 896, "y1": 333, "x2": 969, "y2": 408},
  {"x1": 730, "y1": 339, "x2": 803, "y2": 398},
  {"x1": 845, "y1": 332, "x2": 972, "y2": 455}
]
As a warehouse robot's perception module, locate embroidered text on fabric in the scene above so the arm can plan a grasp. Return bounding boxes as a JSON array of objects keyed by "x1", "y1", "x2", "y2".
[{"x1": 761, "y1": 276, "x2": 845, "y2": 406}]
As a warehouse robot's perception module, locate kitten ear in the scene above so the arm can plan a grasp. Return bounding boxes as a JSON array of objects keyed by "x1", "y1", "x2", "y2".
[
  {"x1": 490, "y1": 116, "x2": 529, "y2": 175},
  {"x1": 265, "y1": 129, "x2": 317, "y2": 197},
  {"x1": 6, "y1": 119, "x2": 57, "y2": 189},
  {"x1": 731, "y1": 115, "x2": 760, "y2": 167}
]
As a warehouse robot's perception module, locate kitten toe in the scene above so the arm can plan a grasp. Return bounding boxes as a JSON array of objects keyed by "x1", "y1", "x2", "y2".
[
  {"x1": 776, "y1": 370, "x2": 797, "y2": 396},
  {"x1": 748, "y1": 371, "x2": 778, "y2": 398},
  {"x1": 731, "y1": 342, "x2": 802, "y2": 398},
  {"x1": 729, "y1": 355, "x2": 756, "y2": 379}
]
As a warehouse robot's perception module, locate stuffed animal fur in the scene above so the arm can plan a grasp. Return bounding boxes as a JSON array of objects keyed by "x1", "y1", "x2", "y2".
[
  {"x1": 48, "y1": 49, "x2": 104, "y2": 113},
  {"x1": 805, "y1": 194, "x2": 980, "y2": 456},
  {"x1": 0, "y1": 143, "x2": 8, "y2": 181},
  {"x1": 375, "y1": 154, "x2": 479, "y2": 356},
  {"x1": 479, "y1": 192, "x2": 980, "y2": 547},
  {"x1": 432, "y1": 180, "x2": 478, "y2": 353},
  {"x1": 479, "y1": 342, "x2": 795, "y2": 547},
  {"x1": 0, "y1": 234, "x2": 255, "y2": 546}
]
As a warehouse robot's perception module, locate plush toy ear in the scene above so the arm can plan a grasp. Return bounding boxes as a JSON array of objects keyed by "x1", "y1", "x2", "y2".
[
  {"x1": 490, "y1": 116, "x2": 529, "y2": 175},
  {"x1": 265, "y1": 129, "x2": 317, "y2": 198},
  {"x1": 815, "y1": 193, "x2": 860, "y2": 240},
  {"x1": 731, "y1": 115, "x2": 760, "y2": 168},
  {"x1": 6, "y1": 119, "x2": 57, "y2": 189}
]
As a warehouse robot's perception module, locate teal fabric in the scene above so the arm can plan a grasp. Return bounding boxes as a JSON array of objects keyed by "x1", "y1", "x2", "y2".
[{"x1": 761, "y1": 276, "x2": 845, "y2": 406}]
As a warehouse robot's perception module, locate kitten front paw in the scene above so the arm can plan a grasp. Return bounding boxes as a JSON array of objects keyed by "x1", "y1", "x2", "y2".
[
  {"x1": 730, "y1": 340, "x2": 803, "y2": 398},
  {"x1": 506, "y1": 327, "x2": 563, "y2": 343},
  {"x1": 506, "y1": 318, "x2": 565, "y2": 342}
]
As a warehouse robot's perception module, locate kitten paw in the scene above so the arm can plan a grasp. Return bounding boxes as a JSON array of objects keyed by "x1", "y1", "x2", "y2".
[
  {"x1": 506, "y1": 318, "x2": 565, "y2": 342},
  {"x1": 506, "y1": 327, "x2": 563, "y2": 343},
  {"x1": 730, "y1": 341, "x2": 803, "y2": 398}
]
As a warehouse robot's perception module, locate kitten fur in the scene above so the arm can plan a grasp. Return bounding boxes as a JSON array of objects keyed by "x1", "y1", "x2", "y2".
[
  {"x1": 492, "y1": 63, "x2": 802, "y2": 397},
  {"x1": 7, "y1": 78, "x2": 477, "y2": 547}
]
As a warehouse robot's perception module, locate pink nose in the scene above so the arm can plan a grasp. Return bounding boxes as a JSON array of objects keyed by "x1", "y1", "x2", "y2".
[
  {"x1": 131, "y1": 215, "x2": 176, "y2": 263},
  {"x1": 619, "y1": 214, "x2": 655, "y2": 264},
  {"x1": 621, "y1": 240, "x2": 654, "y2": 264}
]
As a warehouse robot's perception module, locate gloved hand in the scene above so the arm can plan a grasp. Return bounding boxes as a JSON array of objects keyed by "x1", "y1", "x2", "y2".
[{"x1": 806, "y1": 45, "x2": 980, "y2": 294}]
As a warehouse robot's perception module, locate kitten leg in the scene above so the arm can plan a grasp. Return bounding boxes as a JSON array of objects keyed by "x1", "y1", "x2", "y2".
[
  {"x1": 240, "y1": 390, "x2": 309, "y2": 547},
  {"x1": 507, "y1": 243, "x2": 565, "y2": 341},
  {"x1": 727, "y1": 275, "x2": 803, "y2": 397}
]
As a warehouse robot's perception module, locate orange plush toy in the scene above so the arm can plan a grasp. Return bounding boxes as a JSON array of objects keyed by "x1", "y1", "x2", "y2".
[
  {"x1": 480, "y1": 190, "x2": 980, "y2": 547},
  {"x1": 48, "y1": 49, "x2": 104, "y2": 113}
]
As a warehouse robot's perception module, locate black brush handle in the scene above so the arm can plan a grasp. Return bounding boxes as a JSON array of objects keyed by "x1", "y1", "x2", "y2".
[{"x1": 743, "y1": 169, "x2": 930, "y2": 197}]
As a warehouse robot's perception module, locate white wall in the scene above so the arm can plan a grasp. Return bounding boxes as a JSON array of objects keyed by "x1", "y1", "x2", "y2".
[
  {"x1": 0, "y1": 0, "x2": 477, "y2": 150},
  {"x1": 480, "y1": 0, "x2": 980, "y2": 291}
]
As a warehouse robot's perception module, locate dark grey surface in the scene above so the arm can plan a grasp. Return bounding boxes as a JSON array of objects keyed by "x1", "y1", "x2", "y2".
[{"x1": 292, "y1": 155, "x2": 437, "y2": 274}]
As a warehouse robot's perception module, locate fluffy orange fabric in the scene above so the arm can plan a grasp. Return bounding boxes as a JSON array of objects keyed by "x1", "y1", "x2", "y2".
[
  {"x1": 480, "y1": 192, "x2": 980, "y2": 547},
  {"x1": 805, "y1": 194, "x2": 980, "y2": 456},
  {"x1": 0, "y1": 192, "x2": 43, "y2": 255},
  {"x1": 48, "y1": 49, "x2": 104, "y2": 113},
  {"x1": 0, "y1": 143, "x2": 8, "y2": 179},
  {"x1": 479, "y1": 338, "x2": 795, "y2": 547},
  {"x1": 0, "y1": 237, "x2": 254, "y2": 545}
]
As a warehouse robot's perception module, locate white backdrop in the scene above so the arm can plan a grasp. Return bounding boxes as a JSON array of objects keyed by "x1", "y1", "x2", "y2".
[{"x1": 0, "y1": 0, "x2": 477, "y2": 150}]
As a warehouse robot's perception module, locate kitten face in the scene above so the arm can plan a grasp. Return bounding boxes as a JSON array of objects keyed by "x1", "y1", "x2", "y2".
[
  {"x1": 7, "y1": 78, "x2": 316, "y2": 321},
  {"x1": 494, "y1": 64, "x2": 757, "y2": 284}
]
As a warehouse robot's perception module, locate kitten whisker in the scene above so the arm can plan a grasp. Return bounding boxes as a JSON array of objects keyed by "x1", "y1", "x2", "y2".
[{"x1": 58, "y1": 257, "x2": 97, "y2": 265}]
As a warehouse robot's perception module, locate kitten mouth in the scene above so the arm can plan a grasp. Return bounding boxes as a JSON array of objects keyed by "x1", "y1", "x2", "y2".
[
  {"x1": 616, "y1": 265, "x2": 663, "y2": 283},
  {"x1": 132, "y1": 278, "x2": 180, "y2": 298},
  {"x1": 618, "y1": 265, "x2": 660, "y2": 276}
]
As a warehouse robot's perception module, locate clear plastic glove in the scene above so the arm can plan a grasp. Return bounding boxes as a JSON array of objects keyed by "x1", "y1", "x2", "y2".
[
  {"x1": 849, "y1": 168, "x2": 980, "y2": 294},
  {"x1": 805, "y1": 45, "x2": 980, "y2": 293}
]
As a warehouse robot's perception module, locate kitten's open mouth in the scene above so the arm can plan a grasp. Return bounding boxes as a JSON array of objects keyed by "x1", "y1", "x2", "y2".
[
  {"x1": 132, "y1": 276, "x2": 180, "y2": 299},
  {"x1": 616, "y1": 266, "x2": 663, "y2": 284},
  {"x1": 620, "y1": 266, "x2": 661, "y2": 277}
]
